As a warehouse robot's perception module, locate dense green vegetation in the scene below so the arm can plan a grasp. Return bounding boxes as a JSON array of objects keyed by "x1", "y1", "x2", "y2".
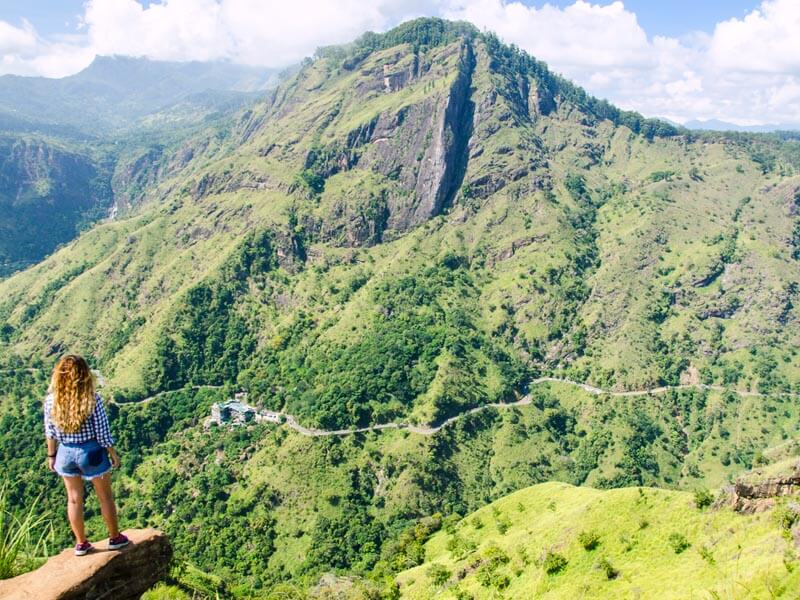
[
  {"x1": 397, "y1": 482, "x2": 800, "y2": 598},
  {"x1": 146, "y1": 230, "x2": 278, "y2": 393},
  {"x1": 0, "y1": 136, "x2": 113, "y2": 278},
  {"x1": 3, "y1": 362, "x2": 800, "y2": 596},
  {"x1": 1, "y1": 15, "x2": 800, "y2": 599}
]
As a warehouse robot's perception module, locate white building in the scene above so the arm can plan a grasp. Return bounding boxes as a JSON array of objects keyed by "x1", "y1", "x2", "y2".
[{"x1": 210, "y1": 400, "x2": 256, "y2": 426}]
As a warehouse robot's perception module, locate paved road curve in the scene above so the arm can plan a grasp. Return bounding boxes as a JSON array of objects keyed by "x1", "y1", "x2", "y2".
[{"x1": 111, "y1": 376, "x2": 792, "y2": 438}]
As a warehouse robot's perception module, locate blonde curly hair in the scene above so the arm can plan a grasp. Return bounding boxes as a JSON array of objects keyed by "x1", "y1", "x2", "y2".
[{"x1": 49, "y1": 355, "x2": 95, "y2": 433}]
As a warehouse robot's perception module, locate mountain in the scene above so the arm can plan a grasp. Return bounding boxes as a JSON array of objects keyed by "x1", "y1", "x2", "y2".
[
  {"x1": 685, "y1": 118, "x2": 800, "y2": 133},
  {"x1": 0, "y1": 135, "x2": 112, "y2": 277},
  {"x1": 0, "y1": 55, "x2": 281, "y2": 135},
  {"x1": 1, "y1": 16, "x2": 800, "y2": 596},
  {"x1": 2, "y1": 19, "x2": 798, "y2": 410},
  {"x1": 0, "y1": 56, "x2": 286, "y2": 278}
]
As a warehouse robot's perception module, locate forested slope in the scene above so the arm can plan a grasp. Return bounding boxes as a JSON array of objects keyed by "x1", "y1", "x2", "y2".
[{"x1": 2, "y1": 17, "x2": 800, "y2": 597}]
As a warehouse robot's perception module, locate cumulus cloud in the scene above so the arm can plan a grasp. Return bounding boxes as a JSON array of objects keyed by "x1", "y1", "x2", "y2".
[
  {"x1": 709, "y1": 0, "x2": 800, "y2": 74},
  {"x1": 0, "y1": 0, "x2": 798, "y2": 126},
  {"x1": 441, "y1": 0, "x2": 800, "y2": 125},
  {"x1": 0, "y1": 18, "x2": 93, "y2": 77},
  {"x1": 82, "y1": 0, "x2": 428, "y2": 66},
  {"x1": 0, "y1": 19, "x2": 36, "y2": 55},
  {"x1": 442, "y1": 0, "x2": 652, "y2": 70}
]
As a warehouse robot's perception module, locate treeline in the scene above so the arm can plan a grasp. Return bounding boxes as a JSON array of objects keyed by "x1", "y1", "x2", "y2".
[{"x1": 480, "y1": 33, "x2": 679, "y2": 139}]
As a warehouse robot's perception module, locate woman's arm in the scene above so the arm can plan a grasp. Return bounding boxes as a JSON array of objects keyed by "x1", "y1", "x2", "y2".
[
  {"x1": 43, "y1": 396, "x2": 57, "y2": 471},
  {"x1": 107, "y1": 446, "x2": 121, "y2": 468},
  {"x1": 46, "y1": 438, "x2": 57, "y2": 471},
  {"x1": 92, "y1": 394, "x2": 116, "y2": 448}
]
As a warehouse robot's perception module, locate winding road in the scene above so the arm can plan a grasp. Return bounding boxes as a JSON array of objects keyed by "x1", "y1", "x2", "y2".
[
  {"x1": 110, "y1": 376, "x2": 792, "y2": 438},
  {"x1": 107, "y1": 384, "x2": 224, "y2": 407}
]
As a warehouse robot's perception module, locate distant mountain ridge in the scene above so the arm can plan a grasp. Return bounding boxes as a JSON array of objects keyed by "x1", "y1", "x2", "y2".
[
  {"x1": 0, "y1": 55, "x2": 283, "y2": 134},
  {"x1": 0, "y1": 55, "x2": 289, "y2": 277},
  {"x1": 685, "y1": 118, "x2": 800, "y2": 133}
]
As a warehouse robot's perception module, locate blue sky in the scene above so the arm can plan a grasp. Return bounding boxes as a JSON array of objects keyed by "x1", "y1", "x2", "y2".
[
  {"x1": 534, "y1": 1, "x2": 760, "y2": 37},
  {"x1": 0, "y1": 1, "x2": 797, "y2": 126},
  {"x1": 0, "y1": 1, "x2": 763, "y2": 39}
]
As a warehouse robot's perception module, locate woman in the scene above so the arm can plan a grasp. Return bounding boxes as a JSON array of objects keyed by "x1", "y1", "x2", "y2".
[{"x1": 44, "y1": 355, "x2": 129, "y2": 555}]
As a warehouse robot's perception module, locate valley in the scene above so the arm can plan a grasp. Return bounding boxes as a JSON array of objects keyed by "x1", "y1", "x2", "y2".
[{"x1": 0, "y1": 16, "x2": 799, "y2": 600}]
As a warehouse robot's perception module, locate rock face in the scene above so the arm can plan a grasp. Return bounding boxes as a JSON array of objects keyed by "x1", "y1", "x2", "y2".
[
  {"x1": 0, "y1": 135, "x2": 112, "y2": 277},
  {"x1": 0, "y1": 529, "x2": 171, "y2": 600},
  {"x1": 728, "y1": 462, "x2": 800, "y2": 513}
]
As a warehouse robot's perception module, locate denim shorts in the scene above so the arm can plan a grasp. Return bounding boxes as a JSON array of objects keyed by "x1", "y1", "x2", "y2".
[{"x1": 54, "y1": 440, "x2": 111, "y2": 480}]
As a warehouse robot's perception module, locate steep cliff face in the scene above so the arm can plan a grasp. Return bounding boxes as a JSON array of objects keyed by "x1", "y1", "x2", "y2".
[
  {"x1": 0, "y1": 136, "x2": 112, "y2": 277},
  {"x1": 270, "y1": 38, "x2": 478, "y2": 244},
  {"x1": 352, "y1": 40, "x2": 475, "y2": 229}
]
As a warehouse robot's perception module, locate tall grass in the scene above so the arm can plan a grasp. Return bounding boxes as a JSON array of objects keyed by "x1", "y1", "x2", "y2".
[{"x1": 0, "y1": 483, "x2": 53, "y2": 579}]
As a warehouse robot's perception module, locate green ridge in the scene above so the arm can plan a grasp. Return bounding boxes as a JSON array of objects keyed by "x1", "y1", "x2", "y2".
[{"x1": 397, "y1": 481, "x2": 800, "y2": 599}]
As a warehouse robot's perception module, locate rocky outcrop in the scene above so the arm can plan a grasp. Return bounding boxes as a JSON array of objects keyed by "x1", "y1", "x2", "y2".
[
  {"x1": 291, "y1": 39, "x2": 476, "y2": 246},
  {"x1": 353, "y1": 40, "x2": 475, "y2": 232},
  {"x1": 728, "y1": 462, "x2": 800, "y2": 513},
  {"x1": 0, "y1": 529, "x2": 171, "y2": 600}
]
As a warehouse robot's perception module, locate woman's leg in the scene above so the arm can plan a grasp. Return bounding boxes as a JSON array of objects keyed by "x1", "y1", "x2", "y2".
[
  {"x1": 62, "y1": 476, "x2": 86, "y2": 543},
  {"x1": 90, "y1": 472, "x2": 120, "y2": 538}
]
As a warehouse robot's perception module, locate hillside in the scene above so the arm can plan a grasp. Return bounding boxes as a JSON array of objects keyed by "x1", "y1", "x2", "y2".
[
  {"x1": 396, "y1": 481, "x2": 800, "y2": 599},
  {"x1": 1, "y1": 16, "x2": 800, "y2": 597},
  {"x1": 3, "y1": 367, "x2": 800, "y2": 595},
  {"x1": 0, "y1": 56, "x2": 285, "y2": 278},
  {"x1": 0, "y1": 135, "x2": 113, "y2": 277},
  {"x1": 1, "y1": 19, "x2": 799, "y2": 421}
]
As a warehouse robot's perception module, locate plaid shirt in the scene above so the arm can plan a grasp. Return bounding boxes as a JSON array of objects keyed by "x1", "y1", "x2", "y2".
[{"x1": 44, "y1": 393, "x2": 115, "y2": 448}]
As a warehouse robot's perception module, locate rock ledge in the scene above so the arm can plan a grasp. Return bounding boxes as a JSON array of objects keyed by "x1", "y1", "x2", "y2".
[
  {"x1": 728, "y1": 460, "x2": 800, "y2": 513},
  {"x1": 0, "y1": 528, "x2": 171, "y2": 600}
]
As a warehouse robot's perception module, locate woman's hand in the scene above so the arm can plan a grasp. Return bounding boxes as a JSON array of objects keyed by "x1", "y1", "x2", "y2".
[
  {"x1": 108, "y1": 447, "x2": 121, "y2": 469},
  {"x1": 46, "y1": 456, "x2": 56, "y2": 471}
]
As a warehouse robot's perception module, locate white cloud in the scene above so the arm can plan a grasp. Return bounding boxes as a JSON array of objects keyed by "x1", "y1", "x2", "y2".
[
  {"x1": 442, "y1": 0, "x2": 652, "y2": 70},
  {"x1": 0, "y1": 18, "x2": 93, "y2": 77},
  {"x1": 82, "y1": 0, "x2": 426, "y2": 66},
  {"x1": 0, "y1": 0, "x2": 798, "y2": 125},
  {"x1": 441, "y1": 0, "x2": 800, "y2": 125},
  {"x1": 709, "y1": 0, "x2": 800, "y2": 74},
  {"x1": 0, "y1": 19, "x2": 36, "y2": 54}
]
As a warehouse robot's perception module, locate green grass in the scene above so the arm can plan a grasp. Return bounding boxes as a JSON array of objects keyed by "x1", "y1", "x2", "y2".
[
  {"x1": 0, "y1": 482, "x2": 52, "y2": 579},
  {"x1": 396, "y1": 481, "x2": 800, "y2": 599}
]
